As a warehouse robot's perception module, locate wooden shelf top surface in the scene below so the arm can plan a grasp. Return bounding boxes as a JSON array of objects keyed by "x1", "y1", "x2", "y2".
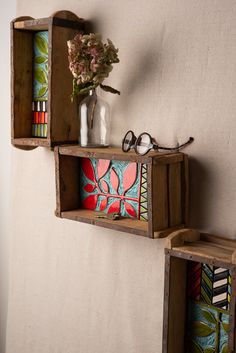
[
  {"x1": 57, "y1": 145, "x2": 183, "y2": 163},
  {"x1": 12, "y1": 137, "x2": 50, "y2": 147},
  {"x1": 166, "y1": 229, "x2": 236, "y2": 266}
]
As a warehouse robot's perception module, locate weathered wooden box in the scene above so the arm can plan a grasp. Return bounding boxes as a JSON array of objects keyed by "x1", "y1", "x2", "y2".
[
  {"x1": 54, "y1": 146, "x2": 189, "y2": 238},
  {"x1": 163, "y1": 229, "x2": 236, "y2": 353},
  {"x1": 11, "y1": 10, "x2": 85, "y2": 149}
]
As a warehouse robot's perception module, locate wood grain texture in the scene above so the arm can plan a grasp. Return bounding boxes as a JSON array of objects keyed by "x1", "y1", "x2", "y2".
[
  {"x1": 50, "y1": 18, "x2": 83, "y2": 144},
  {"x1": 11, "y1": 11, "x2": 85, "y2": 149},
  {"x1": 60, "y1": 209, "x2": 149, "y2": 237},
  {"x1": 165, "y1": 228, "x2": 200, "y2": 249},
  {"x1": 152, "y1": 163, "x2": 168, "y2": 230},
  {"x1": 163, "y1": 232, "x2": 236, "y2": 353},
  {"x1": 58, "y1": 145, "x2": 168, "y2": 163},
  {"x1": 55, "y1": 148, "x2": 189, "y2": 237},
  {"x1": 168, "y1": 162, "x2": 182, "y2": 227},
  {"x1": 167, "y1": 256, "x2": 187, "y2": 353},
  {"x1": 11, "y1": 16, "x2": 34, "y2": 143},
  {"x1": 54, "y1": 148, "x2": 80, "y2": 215},
  {"x1": 182, "y1": 154, "x2": 189, "y2": 225}
]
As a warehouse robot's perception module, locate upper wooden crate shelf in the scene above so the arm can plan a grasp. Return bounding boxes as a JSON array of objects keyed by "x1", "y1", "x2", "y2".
[
  {"x1": 55, "y1": 146, "x2": 189, "y2": 238},
  {"x1": 11, "y1": 11, "x2": 85, "y2": 149}
]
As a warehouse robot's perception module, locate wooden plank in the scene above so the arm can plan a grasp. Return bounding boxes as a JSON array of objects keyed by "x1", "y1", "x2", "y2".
[
  {"x1": 182, "y1": 155, "x2": 189, "y2": 225},
  {"x1": 60, "y1": 209, "x2": 149, "y2": 237},
  {"x1": 12, "y1": 138, "x2": 50, "y2": 147},
  {"x1": 50, "y1": 18, "x2": 83, "y2": 144},
  {"x1": 167, "y1": 256, "x2": 187, "y2": 353},
  {"x1": 147, "y1": 163, "x2": 153, "y2": 237},
  {"x1": 54, "y1": 151, "x2": 80, "y2": 214},
  {"x1": 229, "y1": 269, "x2": 236, "y2": 352},
  {"x1": 54, "y1": 146, "x2": 62, "y2": 215},
  {"x1": 169, "y1": 242, "x2": 234, "y2": 265},
  {"x1": 162, "y1": 254, "x2": 171, "y2": 353},
  {"x1": 200, "y1": 233, "x2": 236, "y2": 249},
  {"x1": 152, "y1": 163, "x2": 168, "y2": 231},
  {"x1": 153, "y1": 153, "x2": 184, "y2": 165},
  {"x1": 11, "y1": 18, "x2": 33, "y2": 140},
  {"x1": 165, "y1": 228, "x2": 200, "y2": 249},
  {"x1": 168, "y1": 162, "x2": 182, "y2": 226},
  {"x1": 14, "y1": 18, "x2": 50, "y2": 30},
  {"x1": 58, "y1": 145, "x2": 157, "y2": 163},
  {"x1": 154, "y1": 224, "x2": 185, "y2": 239}
]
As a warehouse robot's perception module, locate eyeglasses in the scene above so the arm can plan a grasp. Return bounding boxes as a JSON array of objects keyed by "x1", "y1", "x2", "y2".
[{"x1": 122, "y1": 130, "x2": 194, "y2": 156}]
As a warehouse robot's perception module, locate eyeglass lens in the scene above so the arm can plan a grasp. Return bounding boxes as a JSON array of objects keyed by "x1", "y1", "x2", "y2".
[
  {"x1": 135, "y1": 133, "x2": 152, "y2": 155},
  {"x1": 123, "y1": 131, "x2": 134, "y2": 152}
]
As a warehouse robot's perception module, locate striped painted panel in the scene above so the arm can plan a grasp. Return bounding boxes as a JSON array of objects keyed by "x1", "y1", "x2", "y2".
[
  {"x1": 201, "y1": 265, "x2": 231, "y2": 310},
  {"x1": 187, "y1": 261, "x2": 201, "y2": 301},
  {"x1": 187, "y1": 262, "x2": 231, "y2": 310},
  {"x1": 139, "y1": 164, "x2": 148, "y2": 221}
]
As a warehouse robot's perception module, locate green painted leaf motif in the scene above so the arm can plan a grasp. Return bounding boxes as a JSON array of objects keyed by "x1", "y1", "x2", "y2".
[
  {"x1": 37, "y1": 86, "x2": 48, "y2": 98},
  {"x1": 204, "y1": 347, "x2": 215, "y2": 353},
  {"x1": 222, "y1": 322, "x2": 230, "y2": 333},
  {"x1": 34, "y1": 68, "x2": 47, "y2": 85},
  {"x1": 189, "y1": 340, "x2": 204, "y2": 353},
  {"x1": 35, "y1": 35, "x2": 48, "y2": 55},
  {"x1": 35, "y1": 56, "x2": 47, "y2": 64},
  {"x1": 202, "y1": 309, "x2": 217, "y2": 325},
  {"x1": 221, "y1": 344, "x2": 229, "y2": 353},
  {"x1": 191, "y1": 321, "x2": 215, "y2": 337}
]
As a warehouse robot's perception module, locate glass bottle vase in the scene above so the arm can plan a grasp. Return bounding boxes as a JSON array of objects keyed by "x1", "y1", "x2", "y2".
[{"x1": 79, "y1": 89, "x2": 110, "y2": 147}]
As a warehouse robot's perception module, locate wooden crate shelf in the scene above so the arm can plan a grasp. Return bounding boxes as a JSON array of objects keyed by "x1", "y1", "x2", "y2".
[
  {"x1": 54, "y1": 146, "x2": 189, "y2": 238},
  {"x1": 11, "y1": 11, "x2": 85, "y2": 149},
  {"x1": 163, "y1": 229, "x2": 236, "y2": 353}
]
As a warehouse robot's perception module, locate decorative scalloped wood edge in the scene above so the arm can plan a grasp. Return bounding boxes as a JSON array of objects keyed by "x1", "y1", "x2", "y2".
[
  {"x1": 165, "y1": 228, "x2": 236, "y2": 264},
  {"x1": 165, "y1": 228, "x2": 200, "y2": 248}
]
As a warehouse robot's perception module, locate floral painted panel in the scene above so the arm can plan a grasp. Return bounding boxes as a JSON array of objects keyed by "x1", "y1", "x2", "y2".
[
  {"x1": 186, "y1": 300, "x2": 229, "y2": 353},
  {"x1": 33, "y1": 31, "x2": 48, "y2": 101},
  {"x1": 79, "y1": 158, "x2": 148, "y2": 220}
]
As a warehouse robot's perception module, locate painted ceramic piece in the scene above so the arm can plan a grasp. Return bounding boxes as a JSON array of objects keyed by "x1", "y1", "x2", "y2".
[
  {"x1": 80, "y1": 158, "x2": 148, "y2": 220},
  {"x1": 33, "y1": 31, "x2": 48, "y2": 101},
  {"x1": 188, "y1": 262, "x2": 231, "y2": 310},
  {"x1": 186, "y1": 300, "x2": 229, "y2": 353}
]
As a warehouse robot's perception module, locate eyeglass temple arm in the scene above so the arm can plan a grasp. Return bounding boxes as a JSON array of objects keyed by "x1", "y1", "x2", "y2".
[{"x1": 155, "y1": 137, "x2": 194, "y2": 151}]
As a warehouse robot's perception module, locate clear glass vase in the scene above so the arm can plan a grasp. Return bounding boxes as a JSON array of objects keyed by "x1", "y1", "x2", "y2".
[{"x1": 79, "y1": 89, "x2": 110, "y2": 147}]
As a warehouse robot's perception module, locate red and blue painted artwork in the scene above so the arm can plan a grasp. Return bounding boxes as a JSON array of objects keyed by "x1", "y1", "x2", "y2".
[{"x1": 80, "y1": 158, "x2": 148, "y2": 220}]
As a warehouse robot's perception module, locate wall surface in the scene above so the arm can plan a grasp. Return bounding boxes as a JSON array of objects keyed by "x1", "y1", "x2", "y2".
[
  {"x1": 0, "y1": 0, "x2": 16, "y2": 352},
  {"x1": 5, "y1": 1, "x2": 236, "y2": 353}
]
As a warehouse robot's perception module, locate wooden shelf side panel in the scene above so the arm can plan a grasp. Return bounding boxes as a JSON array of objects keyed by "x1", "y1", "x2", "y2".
[
  {"x1": 163, "y1": 255, "x2": 187, "y2": 353},
  {"x1": 50, "y1": 23, "x2": 83, "y2": 144},
  {"x1": 55, "y1": 148, "x2": 80, "y2": 215},
  {"x1": 11, "y1": 22, "x2": 34, "y2": 139}
]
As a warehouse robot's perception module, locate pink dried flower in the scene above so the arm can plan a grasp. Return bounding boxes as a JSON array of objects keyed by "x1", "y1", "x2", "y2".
[{"x1": 67, "y1": 32, "x2": 120, "y2": 98}]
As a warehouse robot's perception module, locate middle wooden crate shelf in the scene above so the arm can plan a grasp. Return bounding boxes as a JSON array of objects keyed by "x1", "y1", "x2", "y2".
[{"x1": 54, "y1": 146, "x2": 189, "y2": 238}]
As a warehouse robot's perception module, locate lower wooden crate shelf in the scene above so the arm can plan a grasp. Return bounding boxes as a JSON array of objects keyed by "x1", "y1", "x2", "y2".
[
  {"x1": 163, "y1": 229, "x2": 236, "y2": 353},
  {"x1": 54, "y1": 146, "x2": 189, "y2": 238},
  {"x1": 59, "y1": 209, "x2": 148, "y2": 237}
]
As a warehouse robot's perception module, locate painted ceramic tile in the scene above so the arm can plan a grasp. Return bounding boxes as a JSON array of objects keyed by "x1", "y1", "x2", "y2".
[
  {"x1": 33, "y1": 31, "x2": 48, "y2": 101},
  {"x1": 80, "y1": 158, "x2": 148, "y2": 220},
  {"x1": 188, "y1": 262, "x2": 231, "y2": 310},
  {"x1": 186, "y1": 300, "x2": 229, "y2": 353}
]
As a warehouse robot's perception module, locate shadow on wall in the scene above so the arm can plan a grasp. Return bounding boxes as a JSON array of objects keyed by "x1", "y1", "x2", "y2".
[{"x1": 188, "y1": 157, "x2": 211, "y2": 230}]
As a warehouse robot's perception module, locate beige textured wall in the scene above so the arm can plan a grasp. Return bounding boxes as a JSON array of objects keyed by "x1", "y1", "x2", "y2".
[
  {"x1": 0, "y1": 1, "x2": 16, "y2": 352},
  {"x1": 6, "y1": 1, "x2": 236, "y2": 353}
]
